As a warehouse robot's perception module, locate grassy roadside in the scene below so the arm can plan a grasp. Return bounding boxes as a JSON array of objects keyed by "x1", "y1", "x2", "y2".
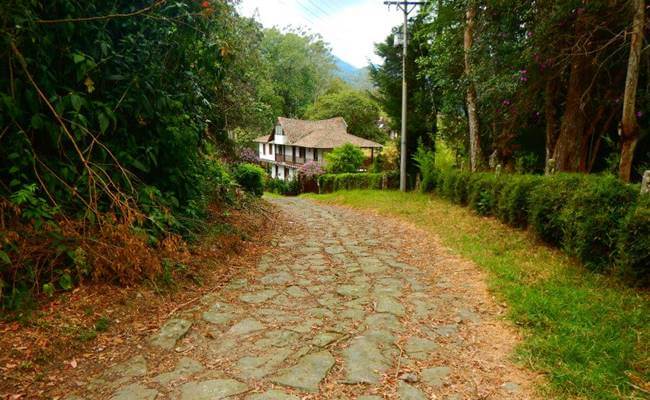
[{"x1": 303, "y1": 190, "x2": 649, "y2": 400}]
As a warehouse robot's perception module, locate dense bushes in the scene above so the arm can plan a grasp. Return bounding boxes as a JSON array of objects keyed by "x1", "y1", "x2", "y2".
[
  {"x1": 418, "y1": 167, "x2": 648, "y2": 284},
  {"x1": 619, "y1": 196, "x2": 650, "y2": 285},
  {"x1": 318, "y1": 172, "x2": 399, "y2": 193},
  {"x1": 233, "y1": 164, "x2": 266, "y2": 197},
  {"x1": 324, "y1": 144, "x2": 365, "y2": 173},
  {"x1": 265, "y1": 178, "x2": 300, "y2": 196}
]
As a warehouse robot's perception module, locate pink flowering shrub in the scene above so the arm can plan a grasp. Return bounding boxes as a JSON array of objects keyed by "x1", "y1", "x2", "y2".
[{"x1": 298, "y1": 161, "x2": 324, "y2": 178}]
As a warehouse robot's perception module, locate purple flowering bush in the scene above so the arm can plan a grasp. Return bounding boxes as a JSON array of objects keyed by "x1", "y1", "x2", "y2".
[
  {"x1": 239, "y1": 147, "x2": 259, "y2": 164},
  {"x1": 298, "y1": 161, "x2": 324, "y2": 178}
]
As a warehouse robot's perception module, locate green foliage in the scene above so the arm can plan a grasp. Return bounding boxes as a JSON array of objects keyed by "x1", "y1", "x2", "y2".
[
  {"x1": 261, "y1": 28, "x2": 335, "y2": 118},
  {"x1": 324, "y1": 144, "x2": 365, "y2": 173},
  {"x1": 467, "y1": 173, "x2": 500, "y2": 216},
  {"x1": 305, "y1": 89, "x2": 385, "y2": 142},
  {"x1": 618, "y1": 195, "x2": 650, "y2": 285},
  {"x1": 317, "y1": 172, "x2": 398, "y2": 193},
  {"x1": 430, "y1": 168, "x2": 646, "y2": 284},
  {"x1": 233, "y1": 164, "x2": 266, "y2": 197},
  {"x1": 371, "y1": 16, "x2": 436, "y2": 179},
  {"x1": 266, "y1": 178, "x2": 289, "y2": 195},
  {"x1": 0, "y1": 1, "x2": 278, "y2": 308},
  {"x1": 413, "y1": 145, "x2": 437, "y2": 193},
  {"x1": 496, "y1": 175, "x2": 543, "y2": 227},
  {"x1": 560, "y1": 176, "x2": 638, "y2": 272},
  {"x1": 528, "y1": 174, "x2": 586, "y2": 246}
]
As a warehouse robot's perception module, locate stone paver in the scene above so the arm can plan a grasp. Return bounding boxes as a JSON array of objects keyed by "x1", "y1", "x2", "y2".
[
  {"x1": 421, "y1": 366, "x2": 450, "y2": 387},
  {"x1": 271, "y1": 351, "x2": 335, "y2": 392},
  {"x1": 179, "y1": 379, "x2": 248, "y2": 400},
  {"x1": 149, "y1": 319, "x2": 192, "y2": 349},
  {"x1": 68, "y1": 197, "x2": 536, "y2": 400}
]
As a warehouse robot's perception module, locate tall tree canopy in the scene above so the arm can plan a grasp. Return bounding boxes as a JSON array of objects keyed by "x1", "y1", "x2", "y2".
[
  {"x1": 408, "y1": 0, "x2": 649, "y2": 180},
  {"x1": 370, "y1": 16, "x2": 437, "y2": 182},
  {"x1": 261, "y1": 27, "x2": 335, "y2": 119},
  {"x1": 305, "y1": 86, "x2": 386, "y2": 143}
]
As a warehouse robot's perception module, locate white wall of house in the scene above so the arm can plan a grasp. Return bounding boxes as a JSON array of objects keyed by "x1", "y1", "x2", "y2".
[{"x1": 259, "y1": 142, "x2": 274, "y2": 161}]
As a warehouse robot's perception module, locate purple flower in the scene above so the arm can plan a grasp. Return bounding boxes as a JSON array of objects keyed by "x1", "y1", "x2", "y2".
[
  {"x1": 240, "y1": 147, "x2": 259, "y2": 163},
  {"x1": 502, "y1": 99, "x2": 511, "y2": 106},
  {"x1": 298, "y1": 161, "x2": 324, "y2": 178},
  {"x1": 637, "y1": 111, "x2": 644, "y2": 118}
]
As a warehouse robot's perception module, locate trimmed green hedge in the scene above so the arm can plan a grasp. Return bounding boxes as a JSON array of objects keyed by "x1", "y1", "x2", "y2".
[
  {"x1": 318, "y1": 172, "x2": 399, "y2": 194},
  {"x1": 423, "y1": 168, "x2": 648, "y2": 285}
]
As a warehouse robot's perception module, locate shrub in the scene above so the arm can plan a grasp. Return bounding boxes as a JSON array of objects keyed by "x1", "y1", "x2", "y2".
[
  {"x1": 453, "y1": 170, "x2": 472, "y2": 205},
  {"x1": 413, "y1": 145, "x2": 437, "y2": 193},
  {"x1": 496, "y1": 175, "x2": 542, "y2": 227},
  {"x1": 528, "y1": 174, "x2": 585, "y2": 246},
  {"x1": 618, "y1": 195, "x2": 650, "y2": 285},
  {"x1": 265, "y1": 178, "x2": 289, "y2": 194},
  {"x1": 467, "y1": 173, "x2": 499, "y2": 216},
  {"x1": 560, "y1": 175, "x2": 638, "y2": 271},
  {"x1": 318, "y1": 172, "x2": 398, "y2": 193},
  {"x1": 440, "y1": 169, "x2": 459, "y2": 200},
  {"x1": 286, "y1": 179, "x2": 300, "y2": 196},
  {"x1": 325, "y1": 143, "x2": 365, "y2": 173},
  {"x1": 233, "y1": 163, "x2": 265, "y2": 197}
]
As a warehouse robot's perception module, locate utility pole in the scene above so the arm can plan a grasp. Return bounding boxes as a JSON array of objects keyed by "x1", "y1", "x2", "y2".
[{"x1": 384, "y1": 1, "x2": 425, "y2": 192}]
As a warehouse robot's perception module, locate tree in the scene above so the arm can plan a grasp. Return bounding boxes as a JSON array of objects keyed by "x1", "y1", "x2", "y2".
[
  {"x1": 305, "y1": 89, "x2": 386, "y2": 142},
  {"x1": 464, "y1": 2, "x2": 483, "y2": 171},
  {"x1": 370, "y1": 16, "x2": 436, "y2": 183},
  {"x1": 325, "y1": 144, "x2": 365, "y2": 173},
  {"x1": 619, "y1": 0, "x2": 645, "y2": 182},
  {"x1": 261, "y1": 28, "x2": 335, "y2": 118}
]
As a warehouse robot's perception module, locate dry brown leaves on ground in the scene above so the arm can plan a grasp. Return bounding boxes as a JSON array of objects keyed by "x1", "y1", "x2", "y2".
[{"x1": 0, "y1": 199, "x2": 275, "y2": 399}]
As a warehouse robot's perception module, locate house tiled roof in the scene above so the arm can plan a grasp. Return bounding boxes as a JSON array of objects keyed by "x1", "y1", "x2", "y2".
[
  {"x1": 265, "y1": 117, "x2": 382, "y2": 149},
  {"x1": 293, "y1": 129, "x2": 383, "y2": 149}
]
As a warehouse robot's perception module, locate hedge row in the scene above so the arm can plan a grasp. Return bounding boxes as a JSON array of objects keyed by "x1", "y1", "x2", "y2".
[
  {"x1": 427, "y1": 169, "x2": 648, "y2": 285},
  {"x1": 318, "y1": 172, "x2": 399, "y2": 194}
]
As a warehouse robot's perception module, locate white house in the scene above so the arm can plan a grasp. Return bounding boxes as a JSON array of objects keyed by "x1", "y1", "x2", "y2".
[{"x1": 254, "y1": 117, "x2": 383, "y2": 180}]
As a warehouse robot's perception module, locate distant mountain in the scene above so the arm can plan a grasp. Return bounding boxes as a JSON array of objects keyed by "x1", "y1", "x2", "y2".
[{"x1": 334, "y1": 57, "x2": 373, "y2": 91}]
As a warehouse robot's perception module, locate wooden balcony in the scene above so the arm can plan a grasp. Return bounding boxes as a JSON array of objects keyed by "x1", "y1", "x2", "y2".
[{"x1": 275, "y1": 154, "x2": 308, "y2": 165}]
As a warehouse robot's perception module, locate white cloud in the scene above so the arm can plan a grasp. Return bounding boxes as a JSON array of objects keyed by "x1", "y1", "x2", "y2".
[{"x1": 237, "y1": 0, "x2": 403, "y2": 68}]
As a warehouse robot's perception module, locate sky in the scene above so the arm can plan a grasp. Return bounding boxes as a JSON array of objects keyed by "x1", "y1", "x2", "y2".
[{"x1": 237, "y1": 0, "x2": 403, "y2": 69}]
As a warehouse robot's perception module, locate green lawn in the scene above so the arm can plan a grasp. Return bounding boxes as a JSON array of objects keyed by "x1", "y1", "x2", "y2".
[{"x1": 303, "y1": 190, "x2": 649, "y2": 400}]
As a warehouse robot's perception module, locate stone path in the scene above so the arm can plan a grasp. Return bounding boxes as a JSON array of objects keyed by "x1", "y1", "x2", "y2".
[{"x1": 65, "y1": 197, "x2": 537, "y2": 399}]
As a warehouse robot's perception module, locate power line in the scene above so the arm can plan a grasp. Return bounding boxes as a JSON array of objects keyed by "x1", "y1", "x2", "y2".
[
  {"x1": 304, "y1": 0, "x2": 332, "y2": 17},
  {"x1": 295, "y1": 0, "x2": 324, "y2": 23},
  {"x1": 277, "y1": 0, "x2": 318, "y2": 26}
]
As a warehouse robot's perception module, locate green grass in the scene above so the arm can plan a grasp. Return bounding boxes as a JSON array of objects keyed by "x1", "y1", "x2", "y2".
[{"x1": 303, "y1": 190, "x2": 649, "y2": 400}]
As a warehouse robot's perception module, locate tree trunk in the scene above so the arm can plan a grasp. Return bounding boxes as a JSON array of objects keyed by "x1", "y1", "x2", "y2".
[
  {"x1": 544, "y1": 78, "x2": 559, "y2": 172},
  {"x1": 553, "y1": 50, "x2": 593, "y2": 171},
  {"x1": 619, "y1": 0, "x2": 645, "y2": 182},
  {"x1": 464, "y1": 3, "x2": 482, "y2": 171}
]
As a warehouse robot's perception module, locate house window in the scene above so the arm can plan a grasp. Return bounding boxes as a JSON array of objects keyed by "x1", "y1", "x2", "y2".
[
  {"x1": 313, "y1": 149, "x2": 318, "y2": 161},
  {"x1": 263, "y1": 144, "x2": 266, "y2": 155},
  {"x1": 269, "y1": 145, "x2": 272, "y2": 154},
  {"x1": 299, "y1": 147, "x2": 305, "y2": 158}
]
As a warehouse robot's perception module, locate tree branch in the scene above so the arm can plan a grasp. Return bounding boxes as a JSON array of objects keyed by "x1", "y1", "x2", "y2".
[{"x1": 35, "y1": 1, "x2": 165, "y2": 25}]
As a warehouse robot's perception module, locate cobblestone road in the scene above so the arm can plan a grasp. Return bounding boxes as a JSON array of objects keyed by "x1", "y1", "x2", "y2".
[{"x1": 67, "y1": 197, "x2": 537, "y2": 399}]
